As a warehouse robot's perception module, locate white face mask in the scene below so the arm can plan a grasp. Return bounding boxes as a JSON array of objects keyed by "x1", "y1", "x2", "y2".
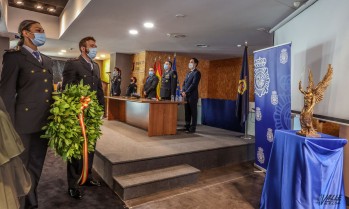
[{"x1": 189, "y1": 63, "x2": 194, "y2": 69}]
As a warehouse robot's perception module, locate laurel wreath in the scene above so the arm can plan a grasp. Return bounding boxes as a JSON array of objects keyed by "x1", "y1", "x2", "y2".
[{"x1": 41, "y1": 81, "x2": 104, "y2": 162}]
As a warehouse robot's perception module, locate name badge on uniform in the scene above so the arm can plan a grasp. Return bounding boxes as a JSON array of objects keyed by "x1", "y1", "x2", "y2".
[{"x1": 165, "y1": 75, "x2": 170, "y2": 79}]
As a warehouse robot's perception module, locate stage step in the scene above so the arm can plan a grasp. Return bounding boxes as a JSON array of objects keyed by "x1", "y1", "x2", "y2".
[{"x1": 113, "y1": 164, "x2": 200, "y2": 200}]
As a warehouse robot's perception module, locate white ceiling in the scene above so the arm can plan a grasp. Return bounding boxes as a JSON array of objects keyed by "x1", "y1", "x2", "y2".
[{"x1": 4, "y1": 0, "x2": 303, "y2": 60}]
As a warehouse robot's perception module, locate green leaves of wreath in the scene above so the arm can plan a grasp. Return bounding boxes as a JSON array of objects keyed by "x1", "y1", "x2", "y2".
[{"x1": 41, "y1": 81, "x2": 104, "y2": 162}]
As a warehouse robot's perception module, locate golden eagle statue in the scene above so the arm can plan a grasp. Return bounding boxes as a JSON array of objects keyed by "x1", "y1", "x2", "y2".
[{"x1": 297, "y1": 64, "x2": 333, "y2": 137}]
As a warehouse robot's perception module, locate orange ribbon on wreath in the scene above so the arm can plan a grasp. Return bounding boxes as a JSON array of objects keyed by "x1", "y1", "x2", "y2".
[{"x1": 78, "y1": 96, "x2": 91, "y2": 185}]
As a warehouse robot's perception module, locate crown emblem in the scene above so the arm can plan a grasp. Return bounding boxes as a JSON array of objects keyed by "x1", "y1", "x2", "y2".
[{"x1": 254, "y1": 57, "x2": 267, "y2": 68}]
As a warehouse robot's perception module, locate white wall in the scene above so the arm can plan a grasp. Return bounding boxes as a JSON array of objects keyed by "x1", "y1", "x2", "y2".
[
  {"x1": 274, "y1": 0, "x2": 349, "y2": 122},
  {"x1": 7, "y1": 6, "x2": 59, "y2": 39},
  {"x1": 59, "y1": 0, "x2": 91, "y2": 37}
]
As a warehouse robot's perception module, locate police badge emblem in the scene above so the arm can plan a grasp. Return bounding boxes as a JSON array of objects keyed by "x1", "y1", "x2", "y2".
[
  {"x1": 267, "y1": 128, "x2": 274, "y2": 142},
  {"x1": 271, "y1": 91, "x2": 278, "y2": 105},
  {"x1": 254, "y1": 57, "x2": 270, "y2": 97},
  {"x1": 257, "y1": 147, "x2": 265, "y2": 164},
  {"x1": 255, "y1": 107, "x2": 262, "y2": 121},
  {"x1": 280, "y1": 48, "x2": 288, "y2": 64}
]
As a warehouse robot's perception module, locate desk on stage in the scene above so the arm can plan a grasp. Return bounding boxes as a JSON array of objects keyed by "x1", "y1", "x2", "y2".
[
  {"x1": 260, "y1": 130, "x2": 347, "y2": 209},
  {"x1": 105, "y1": 96, "x2": 183, "y2": 137}
]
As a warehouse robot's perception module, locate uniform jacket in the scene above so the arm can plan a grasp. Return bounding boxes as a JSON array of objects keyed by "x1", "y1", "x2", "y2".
[
  {"x1": 62, "y1": 55, "x2": 105, "y2": 108},
  {"x1": 144, "y1": 75, "x2": 159, "y2": 98},
  {"x1": 112, "y1": 75, "x2": 121, "y2": 96},
  {"x1": 0, "y1": 47, "x2": 53, "y2": 134},
  {"x1": 126, "y1": 83, "x2": 137, "y2": 96},
  {"x1": 160, "y1": 70, "x2": 177, "y2": 98},
  {"x1": 182, "y1": 69, "x2": 201, "y2": 100}
]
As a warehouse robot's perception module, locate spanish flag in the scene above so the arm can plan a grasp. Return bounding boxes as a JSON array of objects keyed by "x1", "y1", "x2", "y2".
[{"x1": 155, "y1": 60, "x2": 162, "y2": 99}]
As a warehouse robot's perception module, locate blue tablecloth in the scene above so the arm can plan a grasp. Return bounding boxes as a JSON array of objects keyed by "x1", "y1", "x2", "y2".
[{"x1": 260, "y1": 130, "x2": 347, "y2": 209}]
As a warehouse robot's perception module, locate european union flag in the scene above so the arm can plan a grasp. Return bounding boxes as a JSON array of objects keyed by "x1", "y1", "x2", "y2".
[{"x1": 235, "y1": 46, "x2": 249, "y2": 126}]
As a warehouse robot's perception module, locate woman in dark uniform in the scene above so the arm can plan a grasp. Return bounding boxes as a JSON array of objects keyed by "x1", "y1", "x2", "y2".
[
  {"x1": 0, "y1": 20, "x2": 53, "y2": 209},
  {"x1": 112, "y1": 67, "x2": 122, "y2": 96},
  {"x1": 126, "y1": 76, "x2": 137, "y2": 96}
]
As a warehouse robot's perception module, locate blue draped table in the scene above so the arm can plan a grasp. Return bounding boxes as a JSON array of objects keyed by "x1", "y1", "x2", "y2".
[{"x1": 260, "y1": 130, "x2": 347, "y2": 209}]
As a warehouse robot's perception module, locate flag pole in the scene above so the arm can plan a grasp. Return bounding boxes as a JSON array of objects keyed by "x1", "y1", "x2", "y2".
[
  {"x1": 240, "y1": 41, "x2": 252, "y2": 140},
  {"x1": 241, "y1": 114, "x2": 252, "y2": 139}
]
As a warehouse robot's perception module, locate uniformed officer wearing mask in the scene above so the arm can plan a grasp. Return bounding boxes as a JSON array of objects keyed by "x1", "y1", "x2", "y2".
[
  {"x1": 144, "y1": 68, "x2": 159, "y2": 99},
  {"x1": 126, "y1": 77, "x2": 137, "y2": 96},
  {"x1": 111, "y1": 67, "x2": 122, "y2": 96},
  {"x1": 0, "y1": 19, "x2": 53, "y2": 209},
  {"x1": 182, "y1": 58, "x2": 201, "y2": 133},
  {"x1": 160, "y1": 61, "x2": 178, "y2": 100},
  {"x1": 62, "y1": 36, "x2": 105, "y2": 199}
]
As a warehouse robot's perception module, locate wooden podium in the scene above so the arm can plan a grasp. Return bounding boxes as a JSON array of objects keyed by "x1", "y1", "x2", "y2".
[{"x1": 106, "y1": 96, "x2": 183, "y2": 137}]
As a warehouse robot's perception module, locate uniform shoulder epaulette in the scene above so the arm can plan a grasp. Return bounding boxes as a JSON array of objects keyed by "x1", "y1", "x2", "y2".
[
  {"x1": 4, "y1": 48, "x2": 20, "y2": 53},
  {"x1": 68, "y1": 57, "x2": 79, "y2": 61}
]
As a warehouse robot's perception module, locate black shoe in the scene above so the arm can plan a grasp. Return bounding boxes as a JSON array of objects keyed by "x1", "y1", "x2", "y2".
[
  {"x1": 68, "y1": 188, "x2": 84, "y2": 199},
  {"x1": 83, "y1": 178, "x2": 101, "y2": 187},
  {"x1": 185, "y1": 129, "x2": 196, "y2": 133}
]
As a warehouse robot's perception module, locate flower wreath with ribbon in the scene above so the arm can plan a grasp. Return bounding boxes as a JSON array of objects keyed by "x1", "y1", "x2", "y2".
[{"x1": 42, "y1": 81, "x2": 104, "y2": 185}]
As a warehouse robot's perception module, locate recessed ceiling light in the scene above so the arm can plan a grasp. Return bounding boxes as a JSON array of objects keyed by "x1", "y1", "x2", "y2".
[
  {"x1": 129, "y1": 29, "x2": 138, "y2": 35},
  {"x1": 101, "y1": 54, "x2": 106, "y2": 58},
  {"x1": 15, "y1": 0, "x2": 24, "y2": 5},
  {"x1": 47, "y1": 7, "x2": 56, "y2": 12},
  {"x1": 36, "y1": 4, "x2": 44, "y2": 10},
  {"x1": 96, "y1": 56, "x2": 100, "y2": 59},
  {"x1": 237, "y1": 44, "x2": 242, "y2": 47},
  {"x1": 143, "y1": 22, "x2": 154, "y2": 28},
  {"x1": 175, "y1": 14, "x2": 186, "y2": 18},
  {"x1": 60, "y1": 49, "x2": 66, "y2": 53},
  {"x1": 58, "y1": 52, "x2": 63, "y2": 55},
  {"x1": 196, "y1": 44, "x2": 208, "y2": 48}
]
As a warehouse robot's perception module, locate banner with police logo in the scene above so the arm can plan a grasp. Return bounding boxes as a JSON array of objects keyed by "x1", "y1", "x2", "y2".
[{"x1": 254, "y1": 43, "x2": 291, "y2": 170}]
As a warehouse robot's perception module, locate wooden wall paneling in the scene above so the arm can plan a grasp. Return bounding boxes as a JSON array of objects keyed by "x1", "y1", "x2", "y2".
[{"x1": 207, "y1": 56, "x2": 254, "y2": 101}]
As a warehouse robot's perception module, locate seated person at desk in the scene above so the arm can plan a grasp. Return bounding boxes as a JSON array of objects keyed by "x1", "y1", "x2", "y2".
[
  {"x1": 126, "y1": 76, "x2": 137, "y2": 96},
  {"x1": 160, "y1": 61, "x2": 177, "y2": 100},
  {"x1": 144, "y1": 67, "x2": 159, "y2": 99}
]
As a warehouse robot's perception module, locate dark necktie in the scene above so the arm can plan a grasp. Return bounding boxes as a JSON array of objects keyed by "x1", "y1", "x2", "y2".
[{"x1": 33, "y1": 51, "x2": 41, "y2": 63}]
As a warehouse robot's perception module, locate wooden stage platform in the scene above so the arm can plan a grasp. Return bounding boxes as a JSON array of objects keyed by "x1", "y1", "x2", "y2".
[{"x1": 94, "y1": 120, "x2": 255, "y2": 200}]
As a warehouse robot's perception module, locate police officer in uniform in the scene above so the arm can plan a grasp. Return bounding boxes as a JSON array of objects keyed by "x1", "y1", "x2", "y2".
[
  {"x1": 160, "y1": 61, "x2": 177, "y2": 100},
  {"x1": 143, "y1": 68, "x2": 159, "y2": 99},
  {"x1": 112, "y1": 67, "x2": 121, "y2": 96},
  {"x1": 0, "y1": 20, "x2": 53, "y2": 209},
  {"x1": 62, "y1": 36, "x2": 105, "y2": 199},
  {"x1": 182, "y1": 58, "x2": 201, "y2": 133},
  {"x1": 126, "y1": 77, "x2": 137, "y2": 96}
]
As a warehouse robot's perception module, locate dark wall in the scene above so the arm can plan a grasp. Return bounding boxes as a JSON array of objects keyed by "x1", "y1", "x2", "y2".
[{"x1": 114, "y1": 53, "x2": 133, "y2": 96}]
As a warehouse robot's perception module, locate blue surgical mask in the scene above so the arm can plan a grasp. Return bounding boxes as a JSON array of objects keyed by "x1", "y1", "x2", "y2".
[
  {"x1": 149, "y1": 71, "x2": 154, "y2": 76},
  {"x1": 189, "y1": 63, "x2": 194, "y2": 70},
  {"x1": 31, "y1": 33, "x2": 46, "y2": 47},
  {"x1": 164, "y1": 64, "x2": 169, "y2": 70},
  {"x1": 87, "y1": 47, "x2": 97, "y2": 60}
]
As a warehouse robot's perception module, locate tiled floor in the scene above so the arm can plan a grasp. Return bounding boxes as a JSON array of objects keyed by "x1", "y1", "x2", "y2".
[{"x1": 126, "y1": 162, "x2": 264, "y2": 209}]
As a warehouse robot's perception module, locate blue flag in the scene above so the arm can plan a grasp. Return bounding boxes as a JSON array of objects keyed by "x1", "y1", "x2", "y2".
[
  {"x1": 172, "y1": 55, "x2": 181, "y2": 97},
  {"x1": 235, "y1": 46, "x2": 249, "y2": 126}
]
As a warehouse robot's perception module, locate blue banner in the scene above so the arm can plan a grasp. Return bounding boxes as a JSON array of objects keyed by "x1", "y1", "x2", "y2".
[{"x1": 254, "y1": 43, "x2": 291, "y2": 170}]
